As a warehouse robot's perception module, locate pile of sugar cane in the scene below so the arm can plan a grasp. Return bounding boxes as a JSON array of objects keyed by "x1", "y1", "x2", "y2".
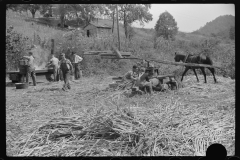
[{"x1": 12, "y1": 76, "x2": 235, "y2": 156}]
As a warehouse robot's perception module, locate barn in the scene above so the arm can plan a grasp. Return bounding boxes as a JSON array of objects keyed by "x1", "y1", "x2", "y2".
[{"x1": 83, "y1": 22, "x2": 112, "y2": 38}]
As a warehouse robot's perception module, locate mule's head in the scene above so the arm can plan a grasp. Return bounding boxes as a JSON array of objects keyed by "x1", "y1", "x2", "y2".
[{"x1": 174, "y1": 52, "x2": 182, "y2": 62}]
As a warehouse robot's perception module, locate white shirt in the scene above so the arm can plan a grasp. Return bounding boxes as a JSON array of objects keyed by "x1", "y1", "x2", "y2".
[
  {"x1": 50, "y1": 57, "x2": 59, "y2": 67},
  {"x1": 72, "y1": 54, "x2": 83, "y2": 63}
]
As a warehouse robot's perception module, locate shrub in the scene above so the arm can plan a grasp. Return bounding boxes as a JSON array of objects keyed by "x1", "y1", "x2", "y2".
[{"x1": 6, "y1": 26, "x2": 32, "y2": 71}]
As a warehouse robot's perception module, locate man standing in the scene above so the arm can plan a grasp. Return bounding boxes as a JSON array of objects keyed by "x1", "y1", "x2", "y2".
[
  {"x1": 23, "y1": 52, "x2": 36, "y2": 86},
  {"x1": 70, "y1": 51, "x2": 83, "y2": 80},
  {"x1": 59, "y1": 53, "x2": 73, "y2": 91},
  {"x1": 46, "y1": 54, "x2": 59, "y2": 82}
]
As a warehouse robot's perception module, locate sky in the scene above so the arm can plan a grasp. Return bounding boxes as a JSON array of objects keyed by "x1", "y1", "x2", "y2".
[{"x1": 132, "y1": 4, "x2": 235, "y2": 33}]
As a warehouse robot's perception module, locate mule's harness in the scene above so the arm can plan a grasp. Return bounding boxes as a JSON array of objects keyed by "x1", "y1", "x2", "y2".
[{"x1": 183, "y1": 54, "x2": 191, "y2": 63}]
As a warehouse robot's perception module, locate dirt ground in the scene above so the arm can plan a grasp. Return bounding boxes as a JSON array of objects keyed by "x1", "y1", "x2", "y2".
[{"x1": 6, "y1": 75, "x2": 235, "y2": 156}]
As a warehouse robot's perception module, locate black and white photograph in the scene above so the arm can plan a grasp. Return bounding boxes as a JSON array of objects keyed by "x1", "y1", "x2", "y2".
[{"x1": 6, "y1": 4, "x2": 235, "y2": 157}]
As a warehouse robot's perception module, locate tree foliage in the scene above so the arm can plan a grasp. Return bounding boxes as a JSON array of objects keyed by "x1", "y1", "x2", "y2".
[
  {"x1": 39, "y1": 4, "x2": 53, "y2": 17},
  {"x1": 118, "y1": 4, "x2": 153, "y2": 39},
  {"x1": 6, "y1": 4, "x2": 51, "y2": 18},
  {"x1": 19, "y1": 4, "x2": 41, "y2": 18},
  {"x1": 6, "y1": 26, "x2": 32, "y2": 71},
  {"x1": 105, "y1": 4, "x2": 117, "y2": 33},
  {"x1": 52, "y1": 4, "x2": 107, "y2": 27},
  {"x1": 6, "y1": 4, "x2": 20, "y2": 11},
  {"x1": 154, "y1": 11, "x2": 178, "y2": 40},
  {"x1": 229, "y1": 26, "x2": 235, "y2": 40}
]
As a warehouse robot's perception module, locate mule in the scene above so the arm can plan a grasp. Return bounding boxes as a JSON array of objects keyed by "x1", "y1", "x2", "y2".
[{"x1": 174, "y1": 52, "x2": 217, "y2": 83}]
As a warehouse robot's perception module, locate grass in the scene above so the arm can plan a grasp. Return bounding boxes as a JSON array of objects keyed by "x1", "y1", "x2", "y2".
[{"x1": 6, "y1": 10, "x2": 65, "y2": 42}]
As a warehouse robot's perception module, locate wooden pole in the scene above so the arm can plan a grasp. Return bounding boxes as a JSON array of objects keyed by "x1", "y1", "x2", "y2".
[
  {"x1": 116, "y1": 4, "x2": 121, "y2": 51},
  {"x1": 102, "y1": 57, "x2": 224, "y2": 70},
  {"x1": 112, "y1": 46, "x2": 123, "y2": 58},
  {"x1": 112, "y1": 8, "x2": 115, "y2": 33},
  {"x1": 51, "y1": 39, "x2": 54, "y2": 55}
]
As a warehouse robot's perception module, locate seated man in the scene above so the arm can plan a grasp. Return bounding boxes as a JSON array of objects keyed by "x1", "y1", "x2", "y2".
[
  {"x1": 134, "y1": 68, "x2": 169, "y2": 94},
  {"x1": 124, "y1": 65, "x2": 139, "y2": 82},
  {"x1": 134, "y1": 69, "x2": 159, "y2": 94}
]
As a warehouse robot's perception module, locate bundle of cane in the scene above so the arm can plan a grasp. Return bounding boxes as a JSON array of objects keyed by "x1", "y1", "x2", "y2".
[
  {"x1": 117, "y1": 80, "x2": 135, "y2": 91},
  {"x1": 194, "y1": 136, "x2": 210, "y2": 156}
]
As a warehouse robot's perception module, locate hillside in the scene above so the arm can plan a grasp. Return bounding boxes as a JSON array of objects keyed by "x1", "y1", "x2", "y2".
[
  {"x1": 6, "y1": 10, "x2": 153, "y2": 43},
  {"x1": 6, "y1": 10, "x2": 235, "y2": 79},
  {"x1": 192, "y1": 15, "x2": 235, "y2": 38}
]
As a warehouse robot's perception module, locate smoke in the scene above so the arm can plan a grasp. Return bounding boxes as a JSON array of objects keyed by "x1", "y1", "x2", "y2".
[{"x1": 30, "y1": 45, "x2": 51, "y2": 70}]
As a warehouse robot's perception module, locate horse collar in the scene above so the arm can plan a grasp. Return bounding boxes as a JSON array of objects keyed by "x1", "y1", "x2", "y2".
[{"x1": 184, "y1": 54, "x2": 190, "y2": 63}]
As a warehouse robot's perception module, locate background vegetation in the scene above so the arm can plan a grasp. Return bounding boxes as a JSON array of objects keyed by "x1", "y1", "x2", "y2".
[{"x1": 6, "y1": 5, "x2": 235, "y2": 79}]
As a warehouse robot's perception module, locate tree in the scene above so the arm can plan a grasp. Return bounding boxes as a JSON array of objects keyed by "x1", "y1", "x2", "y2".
[
  {"x1": 58, "y1": 4, "x2": 68, "y2": 27},
  {"x1": 229, "y1": 26, "x2": 235, "y2": 40},
  {"x1": 52, "y1": 4, "x2": 107, "y2": 27},
  {"x1": 39, "y1": 4, "x2": 53, "y2": 17},
  {"x1": 154, "y1": 11, "x2": 178, "y2": 40},
  {"x1": 6, "y1": 4, "x2": 20, "y2": 11},
  {"x1": 52, "y1": 4, "x2": 74, "y2": 27},
  {"x1": 19, "y1": 4, "x2": 41, "y2": 18},
  {"x1": 77, "y1": 4, "x2": 106, "y2": 25},
  {"x1": 127, "y1": 25, "x2": 136, "y2": 40},
  {"x1": 6, "y1": 26, "x2": 32, "y2": 71},
  {"x1": 105, "y1": 4, "x2": 116, "y2": 33},
  {"x1": 118, "y1": 4, "x2": 153, "y2": 39}
]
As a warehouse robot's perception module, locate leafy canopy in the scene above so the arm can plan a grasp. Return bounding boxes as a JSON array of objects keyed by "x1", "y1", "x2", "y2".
[{"x1": 154, "y1": 11, "x2": 178, "y2": 40}]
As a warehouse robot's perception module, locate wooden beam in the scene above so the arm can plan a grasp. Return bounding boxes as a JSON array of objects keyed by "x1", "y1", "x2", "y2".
[
  {"x1": 101, "y1": 57, "x2": 223, "y2": 70},
  {"x1": 101, "y1": 53, "x2": 131, "y2": 57},
  {"x1": 84, "y1": 51, "x2": 131, "y2": 57},
  {"x1": 112, "y1": 45, "x2": 123, "y2": 58}
]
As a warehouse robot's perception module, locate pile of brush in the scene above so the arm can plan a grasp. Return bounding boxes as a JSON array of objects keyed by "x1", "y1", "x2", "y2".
[
  {"x1": 10, "y1": 75, "x2": 235, "y2": 157},
  {"x1": 14, "y1": 108, "x2": 147, "y2": 156}
]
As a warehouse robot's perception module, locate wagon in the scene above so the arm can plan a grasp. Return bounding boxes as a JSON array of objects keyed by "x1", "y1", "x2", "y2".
[{"x1": 6, "y1": 68, "x2": 55, "y2": 83}]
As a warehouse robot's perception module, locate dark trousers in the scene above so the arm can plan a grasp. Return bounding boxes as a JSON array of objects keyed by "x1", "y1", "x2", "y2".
[
  {"x1": 62, "y1": 71, "x2": 71, "y2": 90},
  {"x1": 59, "y1": 69, "x2": 63, "y2": 81},
  {"x1": 73, "y1": 63, "x2": 80, "y2": 79},
  {"x1": 26, "y1": 68, "x2": 36, "y2": 86},
  {"x1": 53, "y1": 67, "x2": 59, "y2": 81},
  {"x1": 45, "y1": 68, "x2": 59, "y2": 82}
]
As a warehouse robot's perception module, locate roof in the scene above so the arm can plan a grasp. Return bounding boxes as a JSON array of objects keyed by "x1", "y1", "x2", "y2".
[{"x1": 83, "y1": 22, "x2": 111, "y2": 29}]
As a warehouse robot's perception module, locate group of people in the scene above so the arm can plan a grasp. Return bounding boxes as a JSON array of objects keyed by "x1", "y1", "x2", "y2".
[
  {"x1": 123, "y1": 62, "x2": 171, "y2": 94},
  {"x1": 22, "y1": 51, "x2": 83, "y2": 91}
]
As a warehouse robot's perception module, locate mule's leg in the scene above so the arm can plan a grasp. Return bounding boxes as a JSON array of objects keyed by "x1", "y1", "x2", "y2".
[
  {"x1": 181, "y1": 67, "x2": 190, "y2": 82},
  {"x1": 200, "y1": 67, "x2": 207, "y2": 83},
  {"x1": 208, "y1": 67, "x2": 217, "y2": 83},
  {"x1": 192, "y1": 69, "x2": 199, "y2": 82}
]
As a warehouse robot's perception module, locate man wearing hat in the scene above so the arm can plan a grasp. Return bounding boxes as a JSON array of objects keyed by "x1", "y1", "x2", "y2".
[
  {"x1": 59, "y1": 53, "x2": 73, "y2": 91},
  {"x1": 70, "y1": 51, "x2": 83, "y2": 80},
  {"x1": 23, "y1": 52, "x2": 36, "y2": 86}
]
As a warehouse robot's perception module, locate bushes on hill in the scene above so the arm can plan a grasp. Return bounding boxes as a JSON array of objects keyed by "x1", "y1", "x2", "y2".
[{"x1": 6, "y1": 26, "x2": 32, "y2": 71}]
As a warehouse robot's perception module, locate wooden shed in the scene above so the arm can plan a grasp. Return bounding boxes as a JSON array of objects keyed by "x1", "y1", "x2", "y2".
[{"x1": 83, "y1": 22, "x2": 111, "y2": 38}]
